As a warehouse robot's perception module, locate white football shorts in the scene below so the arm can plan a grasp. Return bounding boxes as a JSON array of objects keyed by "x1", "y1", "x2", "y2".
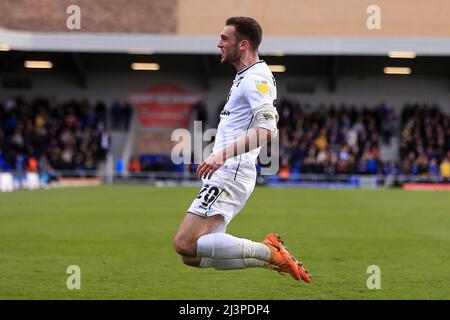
[{"x1": 187, "y1": 162, "x2": 257, "y2": 232}]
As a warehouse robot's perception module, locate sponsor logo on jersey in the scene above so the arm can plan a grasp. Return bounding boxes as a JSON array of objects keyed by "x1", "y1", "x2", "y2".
[
  {"x1": 220, "y1": 109, "x2": 230, "y2": 116},
  {"x1": 256, "y1": 80, "x2": 269, "y2": 94}
]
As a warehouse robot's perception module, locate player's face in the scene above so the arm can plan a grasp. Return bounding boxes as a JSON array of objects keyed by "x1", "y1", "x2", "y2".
[{"x1": 217, "y1": 25, "x2": 241, "y2": 65}]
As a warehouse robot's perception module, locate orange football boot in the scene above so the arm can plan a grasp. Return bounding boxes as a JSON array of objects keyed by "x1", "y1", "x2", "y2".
[{"x1": 263, "y1": 233, "x2": 312, "y2": 283}]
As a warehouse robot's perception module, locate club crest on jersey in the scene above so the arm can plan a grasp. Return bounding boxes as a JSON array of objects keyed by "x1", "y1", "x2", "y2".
[{"x1": 256, "y1": 80, "x2": 269, "y2": 94}]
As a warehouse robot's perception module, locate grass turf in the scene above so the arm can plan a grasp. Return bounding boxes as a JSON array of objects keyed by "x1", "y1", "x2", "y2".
[{"x1": 0, "y1": 185, "x2": 449, "y2": 299}]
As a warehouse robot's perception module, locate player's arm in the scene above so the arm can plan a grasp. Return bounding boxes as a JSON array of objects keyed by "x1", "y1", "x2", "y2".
[{"x1": 196, "y1": 104, "x2": 278, "y2": 179}]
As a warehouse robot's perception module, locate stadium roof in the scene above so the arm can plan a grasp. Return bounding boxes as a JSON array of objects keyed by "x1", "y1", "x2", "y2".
[{"x1": 2, "y1": 27, "x2": 450, "y2": 56}]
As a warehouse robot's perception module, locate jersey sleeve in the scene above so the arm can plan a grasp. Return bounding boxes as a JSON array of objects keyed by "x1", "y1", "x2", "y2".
[{"x1": 243, "y1": 74, "x2": 276, "y2": 111}]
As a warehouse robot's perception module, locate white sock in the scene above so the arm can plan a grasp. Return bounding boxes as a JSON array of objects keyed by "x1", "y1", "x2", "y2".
[
  {"x1": 199, "y1": 258, "x2": 267, "y2": 270},
  {"x1": 197, "y1": 233, "x2": 271, "y2": 261}
]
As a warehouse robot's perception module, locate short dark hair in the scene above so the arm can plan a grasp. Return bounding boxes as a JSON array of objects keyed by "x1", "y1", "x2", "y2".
[{"x1": 225, "y1": 17, "x2": 262, "y2": 51}]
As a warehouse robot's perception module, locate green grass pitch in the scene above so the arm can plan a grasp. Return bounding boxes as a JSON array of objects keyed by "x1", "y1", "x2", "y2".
[{"x1": 0, "y1": 185, "x2": 449, "y2": 299}]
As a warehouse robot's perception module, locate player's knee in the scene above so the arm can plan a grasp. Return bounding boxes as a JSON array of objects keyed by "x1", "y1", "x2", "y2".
[
  {"x1": 181, "y1": 256, "x2": 201, "y2": 267},
  {"x1": 173, "y1": 236, "x2": 196, "y2": 257}
]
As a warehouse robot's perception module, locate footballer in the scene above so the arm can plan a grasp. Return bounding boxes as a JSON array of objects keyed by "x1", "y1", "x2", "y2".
[{"x1": 173, "y1": 16, "x2": 311, "y2": 283}]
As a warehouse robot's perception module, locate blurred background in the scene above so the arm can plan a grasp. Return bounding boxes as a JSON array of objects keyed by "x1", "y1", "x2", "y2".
[{"x1": 1, "y1": 0, "x2": 449, "y2": 191}]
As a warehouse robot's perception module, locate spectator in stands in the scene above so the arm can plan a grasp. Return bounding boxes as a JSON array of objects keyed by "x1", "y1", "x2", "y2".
[
  {"x1": 26, "y1": 154, "x2": 38, "y2": 172},
  {"x1": 192, "y1": 99, "x2": 208, "y2": 127},
  {"x1": 123, "y1": 103, "x2": 133, "y2": 130},
  {"x1": 440, "y1": 155, "x2": 450, "y2": 182},
  {"x1": 279, "y1": 155, "x2": 291, "y2": 179},
  {"x1": 428, "y1": 158, "x2": 440, "y2": 180},
  {"x1": 99, "y1": 126, "x2": 111, "y2": 161},
  {"x1": 128, "y1": 156, "x2": 141, "y2": 174},
  {"x1": 140, "y1": 158, "x2": 152, "y2": 172},
  {"x1": 0, "y1": 151, "x2": 11, "y2": 171},
  {"x1": 111, "y1": 101, "x2": 123, "y2": 130},
  {"x1": 95, "y1": 101, "x2": 107, "y2": 127},
  {"x1": 115, "y1": 159, "x2": 125, "y2": 176}
]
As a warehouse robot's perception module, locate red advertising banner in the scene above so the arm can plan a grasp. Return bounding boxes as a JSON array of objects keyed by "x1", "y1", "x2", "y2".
[{"x1": 129, "y1": 85, "x2": 204, "y2": 129}]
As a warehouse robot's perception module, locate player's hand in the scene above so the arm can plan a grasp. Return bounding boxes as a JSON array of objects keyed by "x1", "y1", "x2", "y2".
[{"x1": 196, "y1": 153, "x2": 224, "y2": 179}]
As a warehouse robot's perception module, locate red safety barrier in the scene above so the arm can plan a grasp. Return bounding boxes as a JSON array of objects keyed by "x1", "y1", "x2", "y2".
[{"x1": 403, "y1": 183, "x2": 450, "y2": 191}]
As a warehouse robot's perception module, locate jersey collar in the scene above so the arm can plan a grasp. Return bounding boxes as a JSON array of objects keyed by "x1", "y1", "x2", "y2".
[{"x1": 237, "y1": 60, "x2": 264, "y2": 75}]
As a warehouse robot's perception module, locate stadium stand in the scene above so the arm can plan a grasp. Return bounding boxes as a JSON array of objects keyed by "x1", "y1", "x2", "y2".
[
  {"x1": 0, "y1": 97, "x2": 113, "y2": 178},
  {"x1": 277, "y1": 100, "x2": 391, "y2": 176},
  {"x1": 131, "y1": 99, "x2": 449, "y2": 184},
  {"x1": 1, "y1": 95, "x2": 448, "y2": 188},
  {"x1": 400, "y1": 104, "x2": 450, "y2": 178},
  {"x1": 1, "y1": 0, "x2": 450, "y2": 190}
]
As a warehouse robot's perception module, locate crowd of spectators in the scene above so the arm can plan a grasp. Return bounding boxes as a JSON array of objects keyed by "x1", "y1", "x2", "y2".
[
  {"x1": 276, "y1": 99, "x2": 399, "y2": 177},
  {"x1": 0, "y1": 97, "x2": 111, "y2": 175},
  {"x1": 129, "y1": 98, "x2": 449, "y2": 181},
  {"x1": 275, "y1": 99, "x2": 449, "y2": 180},
  {"x1": 399, "y1": 104, "x2": 450, "y2": 179},
  {"x1": 1, "y1": 96, "x2": 449, "y2": 182}
]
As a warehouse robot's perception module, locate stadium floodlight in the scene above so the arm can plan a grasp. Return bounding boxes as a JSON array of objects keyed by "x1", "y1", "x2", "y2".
[
  {"x1": 131, "y1": 62, "x2": 160, "y2": 71},
  {"x1": 388, "y1": 51, "x2": 416, "y2": 59},
  {"x1": 268, "y1": 65, "x2": 286, "y2": 73},
  {"x1": 24, "y1": 60, "x2": 53, "y2": 69},
  {"x1": 128, "y1": 49, "x2": 154, "y2": 55},
  {"x1": 0, "y1": 43, "x2": 10, "y2": 51},
  {"x1": 383, "y1": 67, "x2": 412, "y2": 75},
  {"x1": 271, "y1": 51, "x2": 285, "y2": 56}
]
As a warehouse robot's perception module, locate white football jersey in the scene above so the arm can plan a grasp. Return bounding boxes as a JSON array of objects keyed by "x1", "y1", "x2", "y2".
[{"x1": 213, "y1": 60, "x2": 277, "y2": 178}]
